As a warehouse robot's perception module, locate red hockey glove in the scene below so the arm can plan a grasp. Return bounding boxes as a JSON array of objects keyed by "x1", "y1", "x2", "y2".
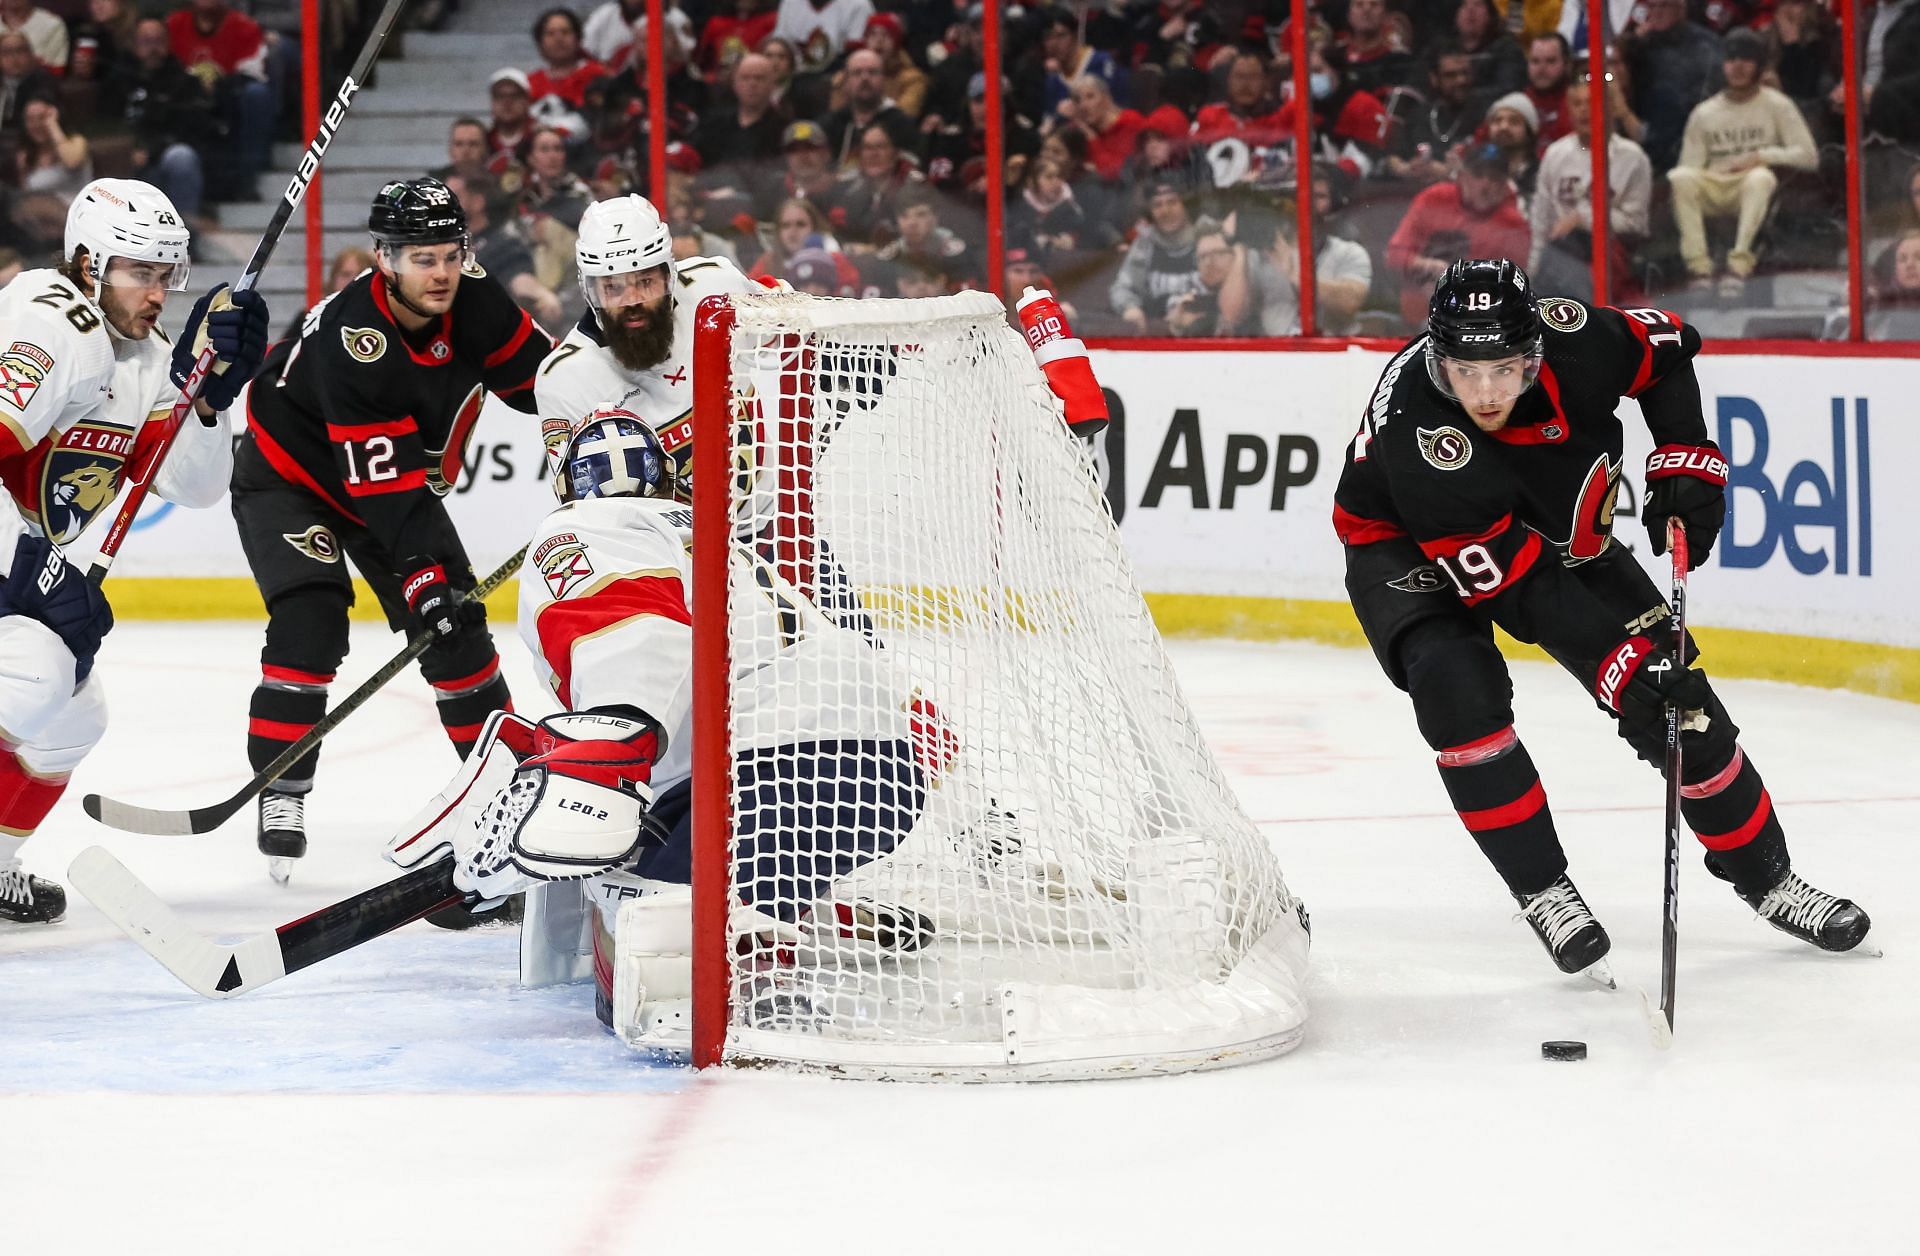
[
  {"x1": 1594, "y1": 634, "x2": 1711, "y2": 730},
  {"x1": 1643, "y1": 442, "x2": 1727, "y2": 570},
  {"x1": 400, "y1": 557, "x2": 481, "y2": 640},
  {"x1": 1016, "y1": 287, "x2": 1108, "y2": 439}
]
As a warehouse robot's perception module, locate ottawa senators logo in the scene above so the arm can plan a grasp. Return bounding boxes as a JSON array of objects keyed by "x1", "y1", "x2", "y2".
[
  {"x1": 282, "y1": 524, "x2": 340, "y2": 563},
  {"x1": 1416, "y1": 425, "x2": 1473, "y2": 471},
  {"x1": 40, "y1": 420, "x2": 136, "y2": 543},
  {"x1": 342, "y1": 326, "x2": 387, "y2": 362},
  {"x1": 1538, "y1": 297, "x2": 1587, "y2": 333},
  {"x1": 534, "y1": 532, "x2": 593, "y2": 599},
  {"x1": 1388, "y1": 564, "x2": 1450, "y2": 594}
]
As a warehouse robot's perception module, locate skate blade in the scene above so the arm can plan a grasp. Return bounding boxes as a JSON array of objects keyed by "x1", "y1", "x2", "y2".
[
  {"x1": 1580, "y1": 959, "x2": 1617, "y2": 990},
  {"x1": 268, "y1": 857, "x2": 295, "y2": 885}
]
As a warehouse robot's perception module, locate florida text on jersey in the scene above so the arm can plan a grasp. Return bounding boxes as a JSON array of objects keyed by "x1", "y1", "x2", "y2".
[{"x1": 243, "y1": 260, "x2": 551, "y2": 556}]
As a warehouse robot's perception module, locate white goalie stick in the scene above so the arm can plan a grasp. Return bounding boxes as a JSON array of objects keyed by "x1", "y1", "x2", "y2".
[{"x1": 68, "y1": 847, "x2": 464, "y2": 997}]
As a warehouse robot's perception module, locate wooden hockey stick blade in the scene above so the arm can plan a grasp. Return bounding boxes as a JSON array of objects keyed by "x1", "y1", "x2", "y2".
[
  {"x1": 69, "y1": 846, "x2": 463, "y2": 998},
  {"x1": 81, "y1": 543, "x2": 529, "y2": 836}
]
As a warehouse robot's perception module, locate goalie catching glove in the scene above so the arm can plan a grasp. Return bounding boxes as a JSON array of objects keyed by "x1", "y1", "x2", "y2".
[{"x1": 385, "y1": 708, "x2": 664, "y2": 903}]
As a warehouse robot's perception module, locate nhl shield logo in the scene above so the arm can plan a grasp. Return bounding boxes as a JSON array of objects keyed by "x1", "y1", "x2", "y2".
[
  {"x1": 1416, "y1": 425, "x2": 1473, "y2": 471},
  {"x1": 429, "y1": 339, "x2": 450, "y2": 361},
  {"x1": 40, "y1": 420, "x2": 135, "y2": 543},
  {"x1": 1538, "y1": 297, "x2": 1587, "y2": 333},
  {"x1": 342, "y1": 326, "x2": 387, "y2": 362},
  {"x1": 282, "y1": 524, "x2": 340, "y2": 563}
]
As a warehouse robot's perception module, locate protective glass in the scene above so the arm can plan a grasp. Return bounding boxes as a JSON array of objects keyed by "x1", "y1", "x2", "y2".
[
  {"x1": 102, "y1": 256, "x2": 191, "y2": 292},
  {"x1": 379, "y1": 241, "x2": 471, "y2": 275},
  {"x1": 586, "y1": 265, "x2": 670, "y2": 312},
  {"x1": 1428, "y1": 347, "x2": 1543, "y2": 404}
]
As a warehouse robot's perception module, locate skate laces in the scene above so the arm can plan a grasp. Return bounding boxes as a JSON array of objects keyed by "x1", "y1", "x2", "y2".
[
  {"x1": 1522, "y1": 879, "x2": 1594, "y2": 950},
  {"x1": 261, "y1": 792, "x2": 306, "y2": 829},
  {"x1": 1754, "y1": 873, "x2": 1842, "y2": 933},
  {"x1": 0, "y1": 861, "x2": 34, "y2": 906}
]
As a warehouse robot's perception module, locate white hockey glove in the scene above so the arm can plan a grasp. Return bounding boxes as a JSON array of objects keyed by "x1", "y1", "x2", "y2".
[{"x1": 385, "y1": 709, "x2": 663, "y2": 905}]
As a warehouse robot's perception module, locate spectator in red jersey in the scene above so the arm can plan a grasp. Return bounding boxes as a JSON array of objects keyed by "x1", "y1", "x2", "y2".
[
  {"x1": 820, "y1": 47, "x2": 916, "y2": 170},
  {"x1": 1271, "y1": 42, "x2": 1393, "y2": 181},
  {"x1": 1523, "y1": 32, "x2": 1573, "y2": 154},
  {"x1": 1064, "y1": 73, "x2": 1146, "y2": 182},
  {"x1": 167, "y1": 0, "x2": 276, "y2": 193},
  {"x1": 1192, "y1": 47, "x2": 1287, "y2": 171},
  {"x1": 694, "y1": 0, "x2": 774, "y2": 82},
  {"x1": 833, "y1": 12, "x2": 925, "y2": 119},
  {"x1": 1338, "y1": 0, "x2": 1416, "y2": 98},
  {"x1": 1453, "y1": 0, "x2": 1526, "y2": 98},
  {"x1": 0, "y1": 0, "x2": 66, "y2": 72},
  {"x1": 1385, "y1": 141, "x2": 1530, "y2": 325},
  {"x1": 487, "y1": 68, "x2": 538, "y2": 167},
  {"x1": 528, "y1": 8, "x2": 606, "y2": 110}
]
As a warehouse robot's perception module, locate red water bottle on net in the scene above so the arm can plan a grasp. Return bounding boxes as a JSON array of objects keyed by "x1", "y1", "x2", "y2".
[{"x1": 1015, "y1": 286, "x2": 1109, "y2": 439}]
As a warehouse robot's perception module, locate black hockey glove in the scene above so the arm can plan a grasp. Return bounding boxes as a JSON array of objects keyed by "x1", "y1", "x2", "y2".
[
  {"x1": 401, "y1": 557, "x2": 481, "y2": 640},
  {"x1": 0, "y1": 535, "x2": 113, "y2": 682},
  {"x1": 170, "y1": 285, "x2": 271, "y2": 416},
  {"x1": 1593, "y1": 634, "x2": 1711, "y2": 732},
  {"x1": 1642, "y1": 442, "x2": 1728, "y2": 571}
]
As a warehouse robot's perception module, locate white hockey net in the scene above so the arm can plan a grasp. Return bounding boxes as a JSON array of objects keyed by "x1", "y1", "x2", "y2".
[{"x1": 693, "y1": 290, "x2": 1309, "y2": 1080}]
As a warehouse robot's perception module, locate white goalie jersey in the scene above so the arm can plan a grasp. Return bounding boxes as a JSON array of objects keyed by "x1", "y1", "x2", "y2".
[
  {"x1": 534, "y1": 255, "x2": 758, "y2": 475},
  {"x1": 518, "y1": 494, "x2": 916, "y2": 792}
]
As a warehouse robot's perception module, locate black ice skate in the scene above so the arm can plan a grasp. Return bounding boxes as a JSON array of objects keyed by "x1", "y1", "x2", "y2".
[
  {"x1": 258, "y1": 791, "x2": 308, "y2": 884},
  {"x1": 1741, "y1": 871, "x2": 1873, "y2": 953},
  {"x1": 1516, "y1": 874, "x2": 1614, "y2": 985},
  {"x1": 0, "y1": 859, "x2": 65, "y2": 924}
]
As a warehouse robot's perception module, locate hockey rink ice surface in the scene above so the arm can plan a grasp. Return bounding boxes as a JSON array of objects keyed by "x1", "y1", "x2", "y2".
[{"x1": 3, "y1": 622, "x2": 1914, "y2": 1255}]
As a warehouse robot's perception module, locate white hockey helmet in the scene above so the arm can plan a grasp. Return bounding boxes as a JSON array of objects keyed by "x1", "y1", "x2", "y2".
[
  {"x1": 575, "y1": 194, "x2": 673, "y2": 311},
  {"x1": 64, "y1": 177, "x2": 192, "y2": 293}
]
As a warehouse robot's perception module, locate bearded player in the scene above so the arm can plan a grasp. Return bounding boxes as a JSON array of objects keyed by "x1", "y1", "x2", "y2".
[
  {"x1": 1334, "y1": 259, "x2": 1869, "y2": 983},
  {"x1": 534, "y1": 194, "x2": 758, "y2": 477},
  {"x1": 232, "y1": 176, "x2": 551, "y2": 889},
  {"x1": 0, "y1": 177, "x2": 270, "y2": 924}
]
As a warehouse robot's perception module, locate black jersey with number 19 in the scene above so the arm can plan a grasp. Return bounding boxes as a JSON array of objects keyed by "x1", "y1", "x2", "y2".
[
  {"x1": 1332, "y1": 297, "x2": 1706, "y2": 660},
  {"x1": 243, "y1": 263, "x2": 551, "y2": 562}
]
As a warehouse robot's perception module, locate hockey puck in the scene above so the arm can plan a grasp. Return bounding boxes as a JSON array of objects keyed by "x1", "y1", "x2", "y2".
[{"x1": 1541, "y1": 1040, "x2": 1588, "y2": 1062}]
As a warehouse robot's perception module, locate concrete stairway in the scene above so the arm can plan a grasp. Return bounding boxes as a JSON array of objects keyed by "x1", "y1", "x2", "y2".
[{"x1": 205, "y1": 1, "x2": 554, "y2": 320}]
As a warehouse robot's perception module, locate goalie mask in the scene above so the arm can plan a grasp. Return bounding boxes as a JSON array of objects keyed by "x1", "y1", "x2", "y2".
[
  {"x1": 557, "y1": 406, "x2": 683, "y2": 503},
  {"x1": 65, "y1": 177, "x2": 192, "y2": 294}
]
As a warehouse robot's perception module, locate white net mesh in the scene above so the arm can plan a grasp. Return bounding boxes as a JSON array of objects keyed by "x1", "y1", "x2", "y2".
[{"x1": 705, "y1": 290, "x2": 1309, "y2": 1080}]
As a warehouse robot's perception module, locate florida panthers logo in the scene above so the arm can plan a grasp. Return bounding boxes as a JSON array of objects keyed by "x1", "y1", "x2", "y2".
[
  {"x1": 40, "y1": 420, "x2": 135, "y2": 543},
  {"x1": 534, "y1": 532, "x2": 594, "y2": 599}
]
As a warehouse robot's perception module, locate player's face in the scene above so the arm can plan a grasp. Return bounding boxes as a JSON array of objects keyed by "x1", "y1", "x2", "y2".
[
  {"x1": 594, "y1": 265, "x2": 676, "y2": 370},
  {"x1": 99, "y1": 257, "x2": 187, "y2": 339},
  {"x1": 1441, "y1": 353, "x2": 1533, "y2": 430},
  {"x1": 382, "y1": 241, "x2": 467, "y2": 315}
]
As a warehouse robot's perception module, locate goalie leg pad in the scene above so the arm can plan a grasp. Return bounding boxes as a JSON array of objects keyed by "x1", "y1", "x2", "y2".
[
  {"x1": 385, "y1": 708, "x2": 537, "y2": 871},
  {"x1": 612, "y1": 883, "x2": 694, "y2": 1057}
]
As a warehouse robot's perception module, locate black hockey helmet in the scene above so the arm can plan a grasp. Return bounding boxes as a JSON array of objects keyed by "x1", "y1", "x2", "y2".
[
  {"x1": 368, "y1": 177, "x2": 467, "y2": 248},
  {"x1": 1425, "y1": 258, "x2": 1543, "y2": 399}
]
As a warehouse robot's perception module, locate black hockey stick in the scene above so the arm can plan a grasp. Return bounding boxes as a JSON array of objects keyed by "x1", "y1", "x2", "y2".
[
  {"x1": 67, "y1": 845, "x2": 462, "y2": 997},
  {"x1": 1656, "y1": 517, "x2": 1690, "y2": 1044},
  {"x1": 82, "y1": 543, "x2": 530, "y2": 836},
  {"x1": 88, "y1": 0, "x2": 412, "y2": 585}
]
